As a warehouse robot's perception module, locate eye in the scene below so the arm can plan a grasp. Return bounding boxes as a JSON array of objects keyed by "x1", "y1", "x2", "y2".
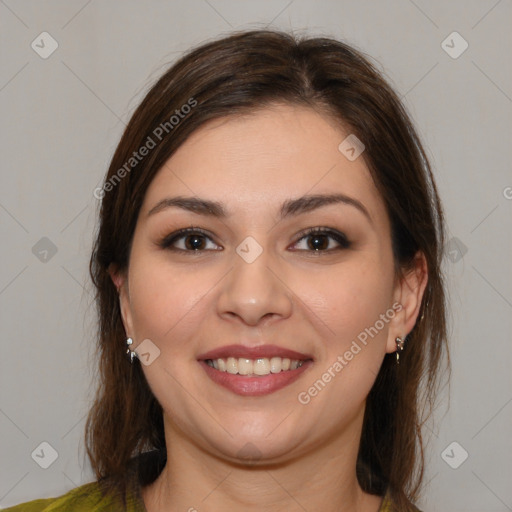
[
  {"x1": 159, "y1": 227, "x2": 222, "y2": 252},
  {"x1": 290, "y1": 227, "x2": 351, "y2": 252},
  {"x1": 159, "y1": 227, "x2": 350, "y2": 253}
]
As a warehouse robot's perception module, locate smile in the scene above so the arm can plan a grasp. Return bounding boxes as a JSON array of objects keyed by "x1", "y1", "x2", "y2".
[
  {"x1": 205, "y1": 356, "x2": 306, "y2": 376},
  {"x1": 199, "y1": 358, "x2": 313, "y2": 396},
  {"x1": 197, "y1": 344, "x2": 314, "y2": 396}
]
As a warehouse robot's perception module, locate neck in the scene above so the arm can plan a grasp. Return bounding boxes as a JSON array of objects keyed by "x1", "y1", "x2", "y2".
[{"x1": 141, "y1": 412, "x2": 383, "y2": 512}]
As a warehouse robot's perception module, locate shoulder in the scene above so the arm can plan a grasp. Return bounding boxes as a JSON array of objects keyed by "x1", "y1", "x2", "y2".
[
  {"x1": 3, "y1": 450, "x2": 164, "y2": 512},
  {"x1": 2, "y1": 482, "x2": 122, "y2": 512}
]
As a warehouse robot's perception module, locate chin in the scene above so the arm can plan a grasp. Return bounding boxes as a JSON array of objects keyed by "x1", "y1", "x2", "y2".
[{"x1": 200, "y1": 426, "x2": 306, "y2": 466}]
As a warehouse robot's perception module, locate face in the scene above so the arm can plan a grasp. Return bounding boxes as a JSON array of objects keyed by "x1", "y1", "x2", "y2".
[{"x1": 115, "y1": 104, "x2": 423, "y2": 464}]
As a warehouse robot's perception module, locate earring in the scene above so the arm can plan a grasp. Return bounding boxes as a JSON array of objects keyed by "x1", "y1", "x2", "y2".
[
  {"x1": 395, "y1": 336, "x2": 405, "y2": 365},
  {"x1": 126, "y1": 337, "x2": 137, "y2": 363}
]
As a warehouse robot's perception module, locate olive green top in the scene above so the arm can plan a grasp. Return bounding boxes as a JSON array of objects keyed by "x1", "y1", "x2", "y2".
[
  {"x1": 3, "y1": 451, "x2": 420, "y2": 511},
  {"x1": 1, "y1": 480, "x2": 145, "y2": 512},
  {"x1": 2, "y1": 488, "x2": 400, "y2": 512}
]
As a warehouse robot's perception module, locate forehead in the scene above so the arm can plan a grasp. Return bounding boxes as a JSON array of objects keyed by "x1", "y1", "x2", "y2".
[{"x1": 141, "y1": 104, "x2": 386, "y2": 221}]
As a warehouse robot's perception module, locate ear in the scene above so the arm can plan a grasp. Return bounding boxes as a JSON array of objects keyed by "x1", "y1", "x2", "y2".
[
  {"x1": 108, "y1": 263, "x2": 134, "y2": 337},
  {"x1": 386, "y1": 251, "x2": 428, "y2": 354}
]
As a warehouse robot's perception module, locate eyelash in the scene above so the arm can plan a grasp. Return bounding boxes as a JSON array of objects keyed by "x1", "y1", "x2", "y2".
[{"x1": 158, "y1": 226, "x2": 351, "y2": 253}]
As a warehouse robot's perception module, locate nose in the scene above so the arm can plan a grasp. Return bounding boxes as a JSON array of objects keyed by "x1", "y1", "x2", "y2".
[{"x1": 216, "y1": 243, "x2": 293, "y2": 327}]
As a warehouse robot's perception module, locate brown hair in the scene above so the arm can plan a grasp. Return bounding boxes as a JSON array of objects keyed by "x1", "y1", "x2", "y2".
[{"x1": 86, "y1": 29, "x2": 449, "y2": 511}]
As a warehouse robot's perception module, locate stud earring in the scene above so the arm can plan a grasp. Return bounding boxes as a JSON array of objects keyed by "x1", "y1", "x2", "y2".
[
  {"x1": 395, "y1": 336, "x2": 405, "y2": 365},
  {"x1": 126, "y1": 337, "x2": 137, "y2": 363}
]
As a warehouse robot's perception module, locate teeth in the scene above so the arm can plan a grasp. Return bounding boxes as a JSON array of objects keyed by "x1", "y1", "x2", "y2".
[
  {"x1": 205, "y1": 357, "x2": 306, "y2": 376},
  {"x1": 290, "y1": 360, "x2": 300, "y2": 370},
  {"x1": 252, "y1": 358, "x2": 266, "y2": 375},
  {"x1": 238, "y1": 358, "x2": 252, "y2": 376},
  {"x1": 226, "y1": 357, "x2": 238, "y2": 374}
]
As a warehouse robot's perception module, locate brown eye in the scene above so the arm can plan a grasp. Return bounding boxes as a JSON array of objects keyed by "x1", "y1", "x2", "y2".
[
  {"x1": 160, "y1": 228, "x2": 221, "y2": 252},
  {"x1": 183, "y1": 234, "x2": 207, "y2": 250},
  {"x1": 291, "y1": 228, "x2": 351, "y2": 252}
]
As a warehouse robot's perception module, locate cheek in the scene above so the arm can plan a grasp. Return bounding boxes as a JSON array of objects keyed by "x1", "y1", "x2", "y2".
[
  {"x1": 301, "y1": 254, "x2": 395, "y2": 343},
  {"x1": 127, "y1": 251, "x2": 207, "y2": 349},
  {"x1": 295, "y1": 263, "x2": 394, "y2": 416}
]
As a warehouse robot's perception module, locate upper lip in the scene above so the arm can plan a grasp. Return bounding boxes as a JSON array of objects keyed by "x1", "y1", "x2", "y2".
[{"x1": 197, "y1": 344, "x2": 313, "y2": 361}]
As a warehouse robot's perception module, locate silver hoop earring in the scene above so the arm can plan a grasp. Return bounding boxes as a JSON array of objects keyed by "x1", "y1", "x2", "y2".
[
  {"x1": 395, "y1": 336, "x2": 405, "y2": 365},
  {"x1": 126, "y1": 337, "x2": 137, "y2": 363}
]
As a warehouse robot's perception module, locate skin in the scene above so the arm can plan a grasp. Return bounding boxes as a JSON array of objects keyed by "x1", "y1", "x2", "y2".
[{"x1": 111, "y1": 104, "x2": 427, "y2": 512}]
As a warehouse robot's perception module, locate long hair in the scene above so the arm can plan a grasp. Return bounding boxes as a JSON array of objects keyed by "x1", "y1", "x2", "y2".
[{"x1": 86, "y1": 29, "x2": 449, "y2": 511}]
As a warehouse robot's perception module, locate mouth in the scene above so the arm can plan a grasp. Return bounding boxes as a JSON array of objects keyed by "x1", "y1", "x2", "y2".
[
  {"x1": 203, "y1": 356, "x2": 309, "y2": 376},
  {"x1": 197, "y1": 344, "x2": 314, "y2": 396}
]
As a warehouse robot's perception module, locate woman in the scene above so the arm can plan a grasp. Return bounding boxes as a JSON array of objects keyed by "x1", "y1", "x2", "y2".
[{"x1": 6, "y1": 29, "x2": 448, "y2": 512}]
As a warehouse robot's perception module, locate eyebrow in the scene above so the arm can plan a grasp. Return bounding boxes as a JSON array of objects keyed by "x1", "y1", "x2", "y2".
[{"x1": 147, "y1": 193, "x2": 373, "y2": 224}]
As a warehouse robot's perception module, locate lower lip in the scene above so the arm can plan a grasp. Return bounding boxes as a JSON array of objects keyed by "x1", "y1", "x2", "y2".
[{"x1": 199, "y1": 360, "x2": 313, "y2": 396}]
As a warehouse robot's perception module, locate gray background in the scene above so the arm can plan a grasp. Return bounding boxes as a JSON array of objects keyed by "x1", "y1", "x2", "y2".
[{"x1": 1, "y1": 1, "x2": 511, "y2": 511}]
